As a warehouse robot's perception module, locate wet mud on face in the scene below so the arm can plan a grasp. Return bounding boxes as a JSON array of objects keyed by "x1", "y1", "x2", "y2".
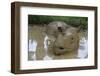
[{"x1": 28, "y1": 25, "x2": 88, "y2": 61}]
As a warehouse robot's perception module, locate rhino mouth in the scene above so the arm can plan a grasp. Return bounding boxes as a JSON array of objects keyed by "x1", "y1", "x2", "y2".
[
  {"x1": 52, "y1": 46, "x2": 67, "y2": 55},
  {"x1": 59, "y1": 47, "x2": 64, "y2": 50},
  {"x1": 53, "y1": 46, "x2": 74, "y2": 55}
]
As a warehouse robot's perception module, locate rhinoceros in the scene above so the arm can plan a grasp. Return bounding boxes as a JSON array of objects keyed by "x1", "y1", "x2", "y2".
[{"x1": 45, "y1": 21, "x2": 80, "y2": 55}]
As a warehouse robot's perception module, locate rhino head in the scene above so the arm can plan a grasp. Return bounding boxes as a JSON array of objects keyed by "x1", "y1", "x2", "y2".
[{"x1": 45, "y1": 21, "x2": 80, "y2": 55}]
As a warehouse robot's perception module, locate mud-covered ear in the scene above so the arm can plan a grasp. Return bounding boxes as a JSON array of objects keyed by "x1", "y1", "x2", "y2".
[
  {"x1": 58, "y1": 26, "x2": 67, "y2": 35},
  {"x1": 77, "y1": 25, "x2": 82, "y2": 32},
  {"x1": 58, "y1": 27, "x2": 63, "y2": 32}
]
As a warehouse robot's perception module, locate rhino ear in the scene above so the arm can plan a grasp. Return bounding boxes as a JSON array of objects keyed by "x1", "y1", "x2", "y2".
[
  {"x1": 65, "y1": 25, "x2": 70, "y2": 30},
  {"x1": 77, "y1": 25, "x2": 82, "y2": 32}
]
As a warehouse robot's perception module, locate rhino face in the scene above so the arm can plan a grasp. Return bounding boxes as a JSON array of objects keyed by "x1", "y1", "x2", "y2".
[{"x1": 46, "y1": 21, "x2": 80, "y2": 55}]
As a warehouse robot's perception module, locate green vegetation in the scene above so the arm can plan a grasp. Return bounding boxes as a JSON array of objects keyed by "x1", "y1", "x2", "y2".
[{"x1": 28, "y1": 15, "x2": 88, "y2": 30}]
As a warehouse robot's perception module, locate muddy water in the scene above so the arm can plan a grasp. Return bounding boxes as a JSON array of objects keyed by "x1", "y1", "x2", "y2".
[{"x1": 28, "y1": 25, "x2": 88, "y2": 61}]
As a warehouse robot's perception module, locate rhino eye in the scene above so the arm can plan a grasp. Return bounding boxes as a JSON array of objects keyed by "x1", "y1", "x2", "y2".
[
  {"x1": 70, "y1": 37, "x2": 74, "y2": 44},
  {"x1": 71, "y1": 37, "x2": 74, "y2": 40}
]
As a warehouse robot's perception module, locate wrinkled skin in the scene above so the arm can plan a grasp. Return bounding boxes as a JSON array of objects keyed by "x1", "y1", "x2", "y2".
[{"x1": 46, "y1": 21, "x2": 80, "y2": 55}]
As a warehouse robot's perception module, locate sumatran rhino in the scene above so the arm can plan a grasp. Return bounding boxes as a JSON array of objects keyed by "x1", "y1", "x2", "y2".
[{"x1": 46, "y1": 21, "x2": 80, "y2": 55}]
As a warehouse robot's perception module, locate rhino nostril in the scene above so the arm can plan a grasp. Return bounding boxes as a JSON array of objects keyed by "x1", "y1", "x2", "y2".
[{"x1": 59, "y1": 47, "x2": 64, "y2": 50}]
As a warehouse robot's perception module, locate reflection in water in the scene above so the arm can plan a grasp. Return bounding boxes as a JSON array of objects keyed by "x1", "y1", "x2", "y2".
[
  {"x1": 43, "y1": 35, "x2": 52, "y2": 60},
  {"x1": 77, "y1": 37, "x2": 88, "y2": 58},
  {"x1": 28, "y1": 39, "x2": 37, "y2": 60},
  {"x1": 29, "y1": 39, "x2": 37, "y2": 52},
  {"x1": 28, "y1": 36, "x2": 88, "y2": 60}
]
